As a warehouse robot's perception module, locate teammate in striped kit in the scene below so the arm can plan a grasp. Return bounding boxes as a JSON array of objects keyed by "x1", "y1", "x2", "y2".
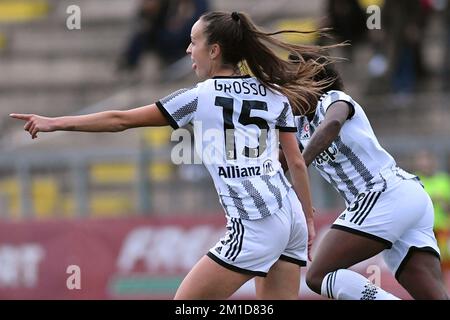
[
  {"x1": 283, "y1": 55, "x2": 449, "y2": 300},
  {"x1": 10, "y1": 12, "x2": 337, "y2": 299}
]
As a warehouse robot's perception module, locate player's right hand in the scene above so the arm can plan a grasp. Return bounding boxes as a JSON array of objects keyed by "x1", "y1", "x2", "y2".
[{"x1": 10, "y1": 113, "x2": 55, "y2": 139}]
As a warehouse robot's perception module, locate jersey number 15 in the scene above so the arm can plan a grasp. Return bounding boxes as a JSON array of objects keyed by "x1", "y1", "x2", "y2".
[{"x1": 215, "y1": 96, "x2": 269, "y2": 160}]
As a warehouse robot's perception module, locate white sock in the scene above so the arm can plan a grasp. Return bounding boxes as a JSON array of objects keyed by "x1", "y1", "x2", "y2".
[{"x1": 320, "y1": 269, "x2": 400, "y2": 300}]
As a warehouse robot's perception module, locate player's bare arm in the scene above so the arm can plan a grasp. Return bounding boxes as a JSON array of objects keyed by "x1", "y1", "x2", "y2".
[
  {"x1": 278, "y1": 102, "x2": 351, "y2": 172},
  {"x1": 279, "y1": 131, "x2": 315, "y2": 260},
  {"x1": 302, "y1": 101, "x2": 351, "y2": 166},
  {"x1": 10, "y1": 104, "x2": 168, "y2": 139},
  {"x1": 279, "y1": 149, "x2": 288, "y2": 173}
]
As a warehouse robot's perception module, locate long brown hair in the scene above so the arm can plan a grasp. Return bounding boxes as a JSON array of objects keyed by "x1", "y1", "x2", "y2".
[
  {"x1": 200, "y1": 11, "x2": 341, "y2": 115},
  {"x1": 289, "y1": 53, "x2": 345, "y2": 109}
]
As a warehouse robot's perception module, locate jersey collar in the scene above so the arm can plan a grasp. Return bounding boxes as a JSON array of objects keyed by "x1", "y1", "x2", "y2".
[{"x1": 212, "y1": 75, "x2": 252, "y2": 79}]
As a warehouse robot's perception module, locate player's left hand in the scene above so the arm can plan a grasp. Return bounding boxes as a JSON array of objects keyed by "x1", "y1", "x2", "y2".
[{"x1": 306, "y1": 214, "x2": 316, "y2": 261}]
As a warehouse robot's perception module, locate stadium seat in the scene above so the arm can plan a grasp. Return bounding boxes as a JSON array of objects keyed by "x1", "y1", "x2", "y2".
[
  {"x1": 358, "y1": 0, "x2": 385, "y2": 10},
  {"x1": 0, "y1": 178, "x2": 20, "y2": 219},
  {"x1": 275, "y1": 18, "x2": 319, "y2": 45},
  {"x1": 148, "y1": 162, "x2": 172, "y2": 182},
  {"x1": 142, "y1": 128, "x2": 174, "y2": 182},
  {"x1": 32, "y1": 177, "x2": 58, "y2": 219},
  {"x1": 142, "y1": 127, "x2": 172, "y2": 147},
  {"x1": 90, "y1": 193, "x2": 133, "y2": 217},
  {"x1": 60, "y1": 196, "x2": 74, "y2": 218},
  {"x1": 90, "y1": 163, "x2": 135, "y2": 184},
  {"x1": 0, "y1": 33, "x2": 6, "y2": 50},
  {"x1": 0, "y1": 0, "x2": 49, "y2": 23}
]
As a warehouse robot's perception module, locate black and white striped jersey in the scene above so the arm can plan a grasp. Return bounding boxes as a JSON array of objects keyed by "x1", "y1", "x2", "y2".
[
  {"x1": 156, "y1": 75, "x2": 297, "y2": 220},
  {"x1": 295, "y1": 90, "x2": 416, "y2": 205}
]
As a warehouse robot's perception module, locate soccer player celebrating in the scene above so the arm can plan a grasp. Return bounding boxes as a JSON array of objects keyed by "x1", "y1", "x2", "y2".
[
  {"x1": 283, "y1": 54, "x2": 449, "y2": 300},
  {"x1": 10, "y1": 11, "x2": 336, "y2": 299}
]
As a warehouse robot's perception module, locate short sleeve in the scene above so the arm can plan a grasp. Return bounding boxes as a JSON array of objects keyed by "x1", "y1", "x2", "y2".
[
  {"x1": 275, "y1": 101, "x2": 297, "y2": 132},
  {"x1": 156, "y1": 86, "x2": 199, "y2": 129},
  {"x1": 322, "y1": 90, "x2": 356, "y2": 120}
]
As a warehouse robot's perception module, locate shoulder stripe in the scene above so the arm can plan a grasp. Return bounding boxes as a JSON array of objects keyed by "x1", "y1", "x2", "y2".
[
  {"x1": 275, "y1": 102, "x2": 291, "y2": 127},
  {"x1": 159, "y1": 88, "x2": 189, "y2": 105},
  {"x1": 172, "y1": 98, "x2": 198, "y2": 122},
  {"x1": 328, "y1": 92, "x2": 341, "y2": 106}
]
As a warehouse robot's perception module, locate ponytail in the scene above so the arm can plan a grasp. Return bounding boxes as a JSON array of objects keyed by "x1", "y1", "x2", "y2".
[{"x1": 201, "y1": 11, "x2": 343, "y2": 115}]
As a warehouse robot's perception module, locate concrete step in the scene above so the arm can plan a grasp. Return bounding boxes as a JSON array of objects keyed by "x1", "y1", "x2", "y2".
[
  {"x1": 1, "y1": 79, "x2": 193, "y2": 151},
  {"x1": 0, "y1": 86, "x2": 115, "y2": 116},
  {"x1": 1, "y1": 0, "x2": 323, "y2": 28},
  {"x1": 363, "y1": 92, "x2": 450, "y2": 135},
  {"x1": 210, "y1": 0, "x2": 324, "y2": 22},
  {"x1": 4, "y1": 21, "x2": 129, "y2": 58},
  {"x1": 0, "y1": 54, "x2": 163, "y2": 89},
  {"x1": 45, "y1": 0, "x2": 138, "y2": 23},
  {"x1": 0, "y1": 0, "x2": 49, "y2": 24},
  {"x1": 4, "y1": 0, "x2": 322, "y2": 59},
  {"x1": 0, "y1": 56, "x2": 118, "y2": 87}
]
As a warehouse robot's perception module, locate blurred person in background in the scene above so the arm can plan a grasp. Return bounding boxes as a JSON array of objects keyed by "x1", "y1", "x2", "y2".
[
  {"x1": 280, "y1": 54, "x2": 449, "y2": 300},
  {"x1": 117, "y1": 0, "x2": 208, "y2": 73},
  {"x1": 413, "y1": 150, "x2": 450, "y2": 263},
  {"x1": 9, "y1": 11, "x2": 344, "y2": 300},
  {"x1": 369, "y1": 0, "x2": 431, "y2": 100},
  {"x1": 444, "y1": 0, "x2": 450, "y2": 91},
  {"x1": 320, "y1": 0, "x2": 367, "y2": 60},
  {"x1": 117, "y1": 0, "x2": 168, "y2": 72}
]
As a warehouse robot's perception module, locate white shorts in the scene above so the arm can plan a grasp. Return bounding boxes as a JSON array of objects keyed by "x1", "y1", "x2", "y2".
[
  {"x1": 208, "y1": 189, "x2": 308, "y2": 277},
  {"x1": 332, "y1": 178, "x2": 440, "y2": 279}
]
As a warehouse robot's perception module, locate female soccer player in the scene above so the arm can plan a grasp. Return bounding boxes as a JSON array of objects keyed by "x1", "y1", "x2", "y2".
[
  {"x1": 10, "y1": 11, "x2": 333, "y2": 300},
  {"x1": 283, "y1": 54, "x2": 449, "y2": 300}
]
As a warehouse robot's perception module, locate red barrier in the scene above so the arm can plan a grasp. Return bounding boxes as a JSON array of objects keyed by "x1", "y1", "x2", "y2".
[
  {"x1": 0, "y1": 215, "x2": 227, "y2": 299},
  {"x1": 0, "y1": 213, "x2": 447, "y2": 299}
]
